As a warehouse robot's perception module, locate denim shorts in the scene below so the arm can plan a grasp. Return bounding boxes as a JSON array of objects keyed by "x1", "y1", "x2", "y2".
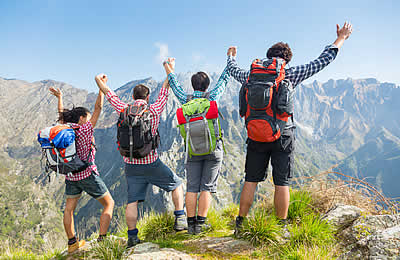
[
  {"x1": 185, "y1": 142, "x2": 223, "y2": 193},
  {"x1": 65, "y1": 172, "x2": 109, "y2": 199},
  {"x1": 125, "y1": 158, "x2": 182, "y2": 204}
]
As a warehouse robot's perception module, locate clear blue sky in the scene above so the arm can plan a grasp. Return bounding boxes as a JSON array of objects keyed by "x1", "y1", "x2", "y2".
[{"x1": 0, "y1": 0, "x2": 399, "y2": 91}]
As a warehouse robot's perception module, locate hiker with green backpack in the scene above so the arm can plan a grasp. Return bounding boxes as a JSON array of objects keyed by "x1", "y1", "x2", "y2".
[{"x1": 163, "y1": 58, "x2": 231, "y2": 234}]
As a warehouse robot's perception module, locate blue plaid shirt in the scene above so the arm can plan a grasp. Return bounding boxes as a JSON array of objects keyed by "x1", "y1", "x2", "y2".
[
  {"x1": 167, "y1": 66, "x2": 231, "y2": 104},
  {"x1": 227, "y1": 44, "x2": 339, "y2": 87}
]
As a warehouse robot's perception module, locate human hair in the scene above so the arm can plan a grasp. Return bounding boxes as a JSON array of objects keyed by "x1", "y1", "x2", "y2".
[
  {"x1": 266, "y1": 42, "x2": 293, "y2": 63},
  {"x1": 133, "y1": 84, "x2": 150, "y2": 100},
  {"x1": 58, "y1": 107, "x2": 90, "y2": 124},
  {"x1": 191, "y1": 72, "x2": 210, "y2": 92}
]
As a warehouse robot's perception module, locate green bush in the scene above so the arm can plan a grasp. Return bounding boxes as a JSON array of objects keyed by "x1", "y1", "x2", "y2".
[
  {"x1": 137, "y1": 211, "x2": 175, "y2": 241},
  {"x1": 287, "y1": 190, "x2": 315, "y2": 220},
  {"x1": 241, "y1": 207, "x2": 281, "y2": 247}
]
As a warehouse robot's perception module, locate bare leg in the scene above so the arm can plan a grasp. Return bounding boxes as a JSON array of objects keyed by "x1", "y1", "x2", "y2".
[
  {"x1": 274, "y1": 185, "x2": 290, "y2": 219},
  {"x1": 171, "y1": 184, "x2": 184, "y2": 211},
  {"x1": 197, "y1": 191, "x2": 211, "y2": 217},
  {"x1": 63, "y1": 197, "x2": 80, "y2": 239},
  {"x1": 238, "y1": 182, "x2": 258, "y2": 217},
  {"x1": 186, "y1": 192, "x2": 198, "y2": 217},
  {"x1": 126, "y1": 202, "x2": 138, "y2": 230},
  {"x1": 97, "y1": 193, "x2": 115, "y2": 235}
]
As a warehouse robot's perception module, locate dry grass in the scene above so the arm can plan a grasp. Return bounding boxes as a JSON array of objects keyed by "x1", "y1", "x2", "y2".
[{"x1": 292, "y1": 167, "x2": 399, "y2": 215}]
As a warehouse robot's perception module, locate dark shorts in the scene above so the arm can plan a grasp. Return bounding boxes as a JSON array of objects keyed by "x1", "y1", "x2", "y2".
[
  {"x1": 245, "y1": 128, "x2": 295, "y2": 186},
  {"x1": 65, "y1": 173, "x2": 109, "y2": 199},
  {"x1": 125, "y1": 158, "x2": 182, "y2": 204},
  {"x1": 185, "y1": 143, "x2": 223, "y2": 193}
]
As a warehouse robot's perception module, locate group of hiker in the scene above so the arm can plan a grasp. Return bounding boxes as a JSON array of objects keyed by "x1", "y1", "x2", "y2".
[{"x1": 39, "y1": 22, "x2": 352, "y2": 253}]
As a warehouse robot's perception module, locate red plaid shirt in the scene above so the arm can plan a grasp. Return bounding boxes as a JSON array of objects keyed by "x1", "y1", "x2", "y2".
[
  {"x1": 105, "y1": 87, "x2": 169, "y2": 164},
  {"x1": 65, "y1": 121, "x2": 98, "y2": 181}
]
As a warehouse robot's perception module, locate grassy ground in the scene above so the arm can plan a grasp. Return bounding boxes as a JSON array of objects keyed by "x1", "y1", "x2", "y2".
[{"x1": 4, "y1": 173, "x2": 393, "y2": 260}]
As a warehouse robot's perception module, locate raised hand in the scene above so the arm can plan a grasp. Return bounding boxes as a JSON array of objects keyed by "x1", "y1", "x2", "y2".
[
  {"x1": 336, "y1": 22, "x2": 353, "y2": 40},
  {"x1": 49, "y1": 87, "x2": 62, "y2": 98},
  {"x1": 163, "y1": 58, "x2": 175, "y2": 75},
  {"x1": 227, "y1": 46, "x2": 237, "y2": 57},
  {"x1": 167, "y1": 57, "x2": 175, "y2": 70},
  {"x1": 95, "y1": 74, "x2": 108, "y2": 84}
]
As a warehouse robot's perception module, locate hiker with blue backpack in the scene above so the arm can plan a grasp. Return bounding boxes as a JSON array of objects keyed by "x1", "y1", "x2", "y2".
[
  {"x1": 226, "y1": 22, "x2": 353, "y2": 236},
  {"x1": 163, "y1": 58, "x2": 231, "y2": 234},
  {"x1": 44, "y1": 87, "x2": 115, "y2": 252},
  {"x1": 94, "y1": 74, "x2": 186, "y2": 248}
]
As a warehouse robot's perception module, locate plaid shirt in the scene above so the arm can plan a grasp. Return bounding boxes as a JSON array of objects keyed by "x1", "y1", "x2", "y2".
[
  {"x1": 167, "y1": 66, "x2": 231, "y2": 104},
  {"x1": 105, "y1": 87, "x2": 169, "y2": 164},
  {"x1": 227, "y1": 44, "x2": 339, "y2": 87},
  {"x1": 65, "y1": 121, "x2": 98, "y2": 181}
]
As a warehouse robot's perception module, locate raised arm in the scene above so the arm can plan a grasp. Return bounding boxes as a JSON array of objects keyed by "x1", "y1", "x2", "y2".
[
  {"x1": 149, "y1": 78, "x2": 170, "y2": 115},
  {"x1": 95, "y1": 73, "x2": 128, "y2": 112},
  {"x1": 287, "y1": 22, "x2": 353, "y2": 87},
  {"x1": 95, "y1": 74, "x2": 111, "y2": 95},
  {"x1": 226, "y1": 46, "x2": 250, "y2": 85},
  {"x1": 89, "y1": 91, "x2": 104, "y2": 128},
  {"x1": 164, "y1": 58, "x2": 187, "y2": 104},
  {"x1": 49, "y1": 87, "x2": 63, "y2": 113},
  {"x1": 208, "y1": 66, "x2": 231, "y2": 101}
]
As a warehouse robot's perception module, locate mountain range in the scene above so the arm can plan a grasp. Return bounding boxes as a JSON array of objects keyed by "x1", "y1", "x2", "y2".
[{"x1": 0, "y1": 74, "x2": 398, "y2": 251}]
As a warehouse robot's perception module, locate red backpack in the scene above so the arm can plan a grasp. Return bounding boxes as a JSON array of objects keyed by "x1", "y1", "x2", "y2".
[{"x1": 239, "y1": 58, "x2": 294, "y2": 142}]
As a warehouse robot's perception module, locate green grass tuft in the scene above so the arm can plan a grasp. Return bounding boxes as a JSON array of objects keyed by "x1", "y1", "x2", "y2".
[
  {"x1": 288, "y1": 214, "x2": 335, "y2": 247},
  {"x1": 241, "y1": 207, "x2": 281, "y2": 247},
  {"x1": 90, "y1": 237, "x2": 126, "y2": 260},
  {"x1": 137, "y1": 211, "x2": 175, "y2": 241},
  {"x1": 287, "y1": 190, "x2": 315, "y2": 220}
]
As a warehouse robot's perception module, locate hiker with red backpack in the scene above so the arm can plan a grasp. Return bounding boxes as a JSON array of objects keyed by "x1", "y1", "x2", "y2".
[
  {"x1": 94, "y1": 74, "x2": 185, "y2": 248},
  {"x1": 163, "y1": 58, "x2": 231, "y2": 234},
  {"x1": 227, "y1": 22, "x2": 353, "y2": 235},
  {"x1": 47, "y1": 87, "x2": 115, "y2": 252}
]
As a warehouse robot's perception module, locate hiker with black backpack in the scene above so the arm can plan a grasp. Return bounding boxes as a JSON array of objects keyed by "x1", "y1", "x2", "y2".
[
  {"x1": 47, "y1": 87, "x2": 115, "y2": 252},
  {"x1": 94, "y1": 74, "x2": 185, "y2": 248},
  {"x1": 163, "y1": 58, "x2": 231, "y2": 234},
  {"x1": 227, "y1": 22, "x2": 353, "y2": 236}
]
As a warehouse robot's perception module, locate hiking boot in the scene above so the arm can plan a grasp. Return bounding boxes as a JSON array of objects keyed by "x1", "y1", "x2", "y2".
[
  {"x1": 127, "y1": 236, "x2": 141, "y2": 248},
  {"x1": 278, "y1": 218, "x2": 290, "y2": 238},
  {"x1": 194, "y1": 221, "x2": 211, "y2": 234},
  {"x1": 187, "y1": 221, "x2": 196, "y2": 235},
  {"x1": 174, "y1": 215, "x2": 188, "y2": 231},
  {"x1": 68, "y1": 240, "x2": 86, "y2": 254},
  {"x1": 234, "y1": 216, "x2": 244, "y2": 238}
]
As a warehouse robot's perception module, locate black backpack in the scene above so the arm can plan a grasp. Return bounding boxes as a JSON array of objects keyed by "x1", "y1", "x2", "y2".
[{"x1": 117, "y1": 104, "x2": 159, "y2": 160}]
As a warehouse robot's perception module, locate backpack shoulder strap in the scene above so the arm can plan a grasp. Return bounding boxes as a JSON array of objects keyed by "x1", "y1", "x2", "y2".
[{"x1": 187, "y1": 92, "x2": 210, "y2": 102}]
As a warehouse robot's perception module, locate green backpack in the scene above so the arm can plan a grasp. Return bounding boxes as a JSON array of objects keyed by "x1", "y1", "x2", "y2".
[{"x1": 176, "y1": 95, "x2": 223, "y2": 158}]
